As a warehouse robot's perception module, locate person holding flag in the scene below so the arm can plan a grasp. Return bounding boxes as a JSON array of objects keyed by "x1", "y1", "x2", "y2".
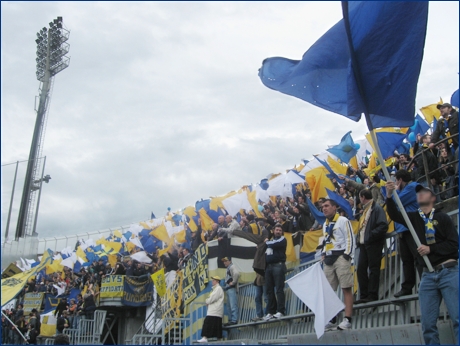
[{"x1": 386, "y1": 182, "x2": 458, "y2": 345}]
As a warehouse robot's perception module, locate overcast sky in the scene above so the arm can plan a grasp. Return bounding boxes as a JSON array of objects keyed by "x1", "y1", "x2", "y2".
[{"x1": 1, "y1": 1, "x2": 458, "y2": 239}]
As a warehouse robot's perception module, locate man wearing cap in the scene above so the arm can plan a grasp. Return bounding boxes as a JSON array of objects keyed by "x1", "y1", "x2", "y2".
[
  {"x1": 386, "y1": 182, "x2": 458, "y2": 345},
  {"x1": 222, "y1": 257, "x2": 240, "y2": 326},
  {"x1": 431, "y1": 102, "x2": 458, "y2": 150},
  {"x1": 197, "y1": 276, "x2": 224, "y2": 343}
]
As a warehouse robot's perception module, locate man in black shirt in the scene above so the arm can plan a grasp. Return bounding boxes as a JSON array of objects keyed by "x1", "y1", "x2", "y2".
[{"x1": 386, "y1": 182, "x2": 458, "y2": 345}]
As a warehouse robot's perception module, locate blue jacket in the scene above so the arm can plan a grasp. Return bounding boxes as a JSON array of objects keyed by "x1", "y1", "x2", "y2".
[
  {"x1": 393, "y1": 182, "x2": 419, "y2": 233},
  {"x1": 265, "y1": 236, "x2": 287, "y2": 264}
]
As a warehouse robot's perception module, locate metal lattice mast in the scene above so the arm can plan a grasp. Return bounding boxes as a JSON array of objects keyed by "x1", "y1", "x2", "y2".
[{"x1": 15, "y1": 17, "x2": 70, "y2": 240}]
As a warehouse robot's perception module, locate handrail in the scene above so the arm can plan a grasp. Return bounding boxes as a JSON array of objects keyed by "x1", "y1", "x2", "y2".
[{"x1": 408, "y1": 133, "x2": 458, "y2": 165}]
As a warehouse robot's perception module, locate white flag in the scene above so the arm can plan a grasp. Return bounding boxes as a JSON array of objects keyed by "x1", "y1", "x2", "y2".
[
  {"x1": 286, "y1": 262, "x2": 345, "y2": 339},
  {"x1": 130, "y1": 251, "x2": 152, "y2": 263}
]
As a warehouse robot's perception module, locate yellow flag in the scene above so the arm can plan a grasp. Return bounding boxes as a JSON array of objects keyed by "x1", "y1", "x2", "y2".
[
  {"x1": 198, "y1": 208, "x2": 214, "y2": 231},
  {"x1": 349, "y1": 156, "x2": 358, "y2": 170},
  {"x1": 1, "y1": 249, "x2": 53, "y2": 306},
  {"x1": 46, "y1": 258, "x2": 63, "y2": 275},
  {"x1": 104, "y1": 241, "x2": 122, "y2": 254},
  {"x1": 300, "y1": 229, "x2": 323, "y2": 253},
  {"x1": 327, "y1": 155, "x2": 348, "y2": 175},
  {"x1": 210, "y1": 191, "x2": 237, "y2": 211},
  {"x1": 149, "y1": 224, "x2": 171, "y2": 243},
  {"x1": 113, "y1": 230, "x2": 122, "y2": 238},
  {"x1": 175, "y1": 229, "x2": 186, "y2": 243},
  {"x1": 350, "y1": 220, "x2": 359, "y2": 235},
  {"x1": 108, "y1": 254, "x2": 118, "y2": 268},
  {"x1": 283, "y1": 233, "x2": 297, "y2": 262},
  {"x1": 76, "y1": 246, "x2": 88, "y2": 263},
  {"x1": 151, "y1": 268, "x2": 167, "y2": 296},
  {"x1": 420, "y1": 98, "x2": 443, "y2": 124},
  {"x1": 306, "y1": 167, "x2": 335, "y2": 201},
  {"x1": 158, "y1": 241, "x2": 173, "y2": 257},
  {"x1": 247, "y1": 190, "x2": 263, "y2": 218}
]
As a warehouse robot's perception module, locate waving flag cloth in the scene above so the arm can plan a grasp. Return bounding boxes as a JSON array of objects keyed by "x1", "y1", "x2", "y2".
[
  {"x1": 420, "y1": 98, "x2": 443, "y2": 124},
  {"x1": 451, "y1": 89, "x2": 459, "y2": 108},
  {"x1": 287, "y1": 262, "x2": 345, "y2": 339},
  {"x1": 326, "y1": 131, "x2": 359, "y2": 164},
  {"x1": 365, "y1": 127, "x2": 409, "y2": 159},
  {"x1": 259, "y1": 2, "x2": 432, "y2": 270},
  {"x1": 2, "y1": 249, "x2": 54, "y2": 306}
]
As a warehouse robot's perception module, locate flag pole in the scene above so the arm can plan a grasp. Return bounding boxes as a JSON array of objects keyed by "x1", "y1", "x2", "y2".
[
  {"x1": 1, "y1": 310, "x2": 28, "y2": 344},
  {"x1": 369, "y1": 129, "x2": 434, "y2": 272}
]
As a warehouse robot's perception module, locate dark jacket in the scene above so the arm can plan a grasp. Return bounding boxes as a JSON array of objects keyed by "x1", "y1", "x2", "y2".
[
  {"x1": 357, "y1": 202, "x2": 388, "y2": 246},
  {"x1": 56, "y1": 316, "x2": 69, "y2": 333},
  {"x1": 265, "y1": 236, "x2": 287, "y2": 264},
  {"x1": 386, "y1": 197, "x2": 458, "y2": 267},
  {"x1": 431, "y1": 110, "x2": 459, "y2": 147},
  {"x1": 296, "y1": 203, "x2": 315, "y2": 230},
  {"x1": 414, "y1": 145, "x2": 441, "y2": 183}
]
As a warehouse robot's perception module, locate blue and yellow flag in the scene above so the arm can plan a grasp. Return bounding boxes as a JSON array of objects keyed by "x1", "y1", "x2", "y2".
[
  {"x1": 1, "y1": 249, "x2": 53, "y2": 306},
  {"x1": 151, "y1": 268, "x2": 167, "y2": 297}
]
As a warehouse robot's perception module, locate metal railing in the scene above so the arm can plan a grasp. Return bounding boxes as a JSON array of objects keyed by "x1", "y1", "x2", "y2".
[
  {"x1": 409, "y1": 134, "x2": 458, "y2": 196},
  {"x1": 228, "y1": 216, "x2": 459, "y2": 342},
  {"x1": 130, "y1": 317, "x2": 192, "y2": 345},
  {"x1": 63, "y1": 310, "x2": 106, "y2": 345}
]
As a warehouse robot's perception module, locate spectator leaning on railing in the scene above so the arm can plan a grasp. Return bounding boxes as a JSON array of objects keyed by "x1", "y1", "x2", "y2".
[{"x1": 386, "y1": 181, "x2": 458, "y2": 345}]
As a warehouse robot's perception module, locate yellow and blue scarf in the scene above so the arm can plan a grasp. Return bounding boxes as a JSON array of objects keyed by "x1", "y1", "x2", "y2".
[{"x1": 418, "y1": 208, "x2": 435, "y2": 244}]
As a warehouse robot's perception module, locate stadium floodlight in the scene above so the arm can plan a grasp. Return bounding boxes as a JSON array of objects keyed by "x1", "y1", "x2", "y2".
[{"x1": 15, "y1": 18, "x2": 70, "y2": 240}]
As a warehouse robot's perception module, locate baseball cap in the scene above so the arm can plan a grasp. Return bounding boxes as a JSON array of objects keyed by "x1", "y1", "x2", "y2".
[
  {"x1": 210, "y1": 276, "x2": 221, "y2": 281},
  {"x1": 437, "y1": 103, "x2": 452, "y2": 109},
  {"x1": 415, "y1": 184, "x2": 436, "y2": 196}
]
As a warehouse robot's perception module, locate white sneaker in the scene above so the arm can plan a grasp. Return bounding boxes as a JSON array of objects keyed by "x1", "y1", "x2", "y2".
[
  {"x1": 337, "y1": 318, "x2": 352, "y2": 330},
  {"x1": 263, "y1": 313, "x2": 274, "y2": 321},
  {"x1": 273, "y1": 312, "x2": 284, "y2": 318},
  {"x1": 197, "y1": 337, "x2": 208, "y2": 343},
  {"x1": 324, "y1": 322, "x2": 337, "y2": 331}
]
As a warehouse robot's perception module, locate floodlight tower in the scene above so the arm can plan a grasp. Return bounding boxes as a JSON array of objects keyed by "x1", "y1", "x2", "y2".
[{"x1": 14, "y1": 17, "x2": 70, "y2": 240}]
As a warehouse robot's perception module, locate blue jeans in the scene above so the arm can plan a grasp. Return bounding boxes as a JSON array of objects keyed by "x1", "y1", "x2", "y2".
[
  {"x1": 73, "y1": 315, "x2": 82, "y2": 329},
  {"x1": 419, "y1": 265, "x2": 458, "y2": 345},
  {"x1": 255, "y1": 284, "x2": 268, "y2": 318},
  {"x1": 226, "y1": 287, "x2": 238, "y2": 323},
  {"x1": 265, "y1": 262, "x2": 287, "y2": 315}
]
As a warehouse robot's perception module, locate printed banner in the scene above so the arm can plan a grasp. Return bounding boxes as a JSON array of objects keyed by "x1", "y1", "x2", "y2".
[
  {"x1": 182, "y1": 243, "x2": 208, "y2": 305},
  {"x1": 23, "y1": 292, "x2": 44, "y2": 313},
  {"x1": 43, "y1": 294, "x2": 61, "y2": 314},
  {"x1": 100, "y1": 275, "x2": 124, "y2": 298},
  {"x1": 122, "y1": 275, "x2": 154, "y2": 307},
  {"x1": 1, "y1": 263, "x2": 23, "y2": 279},
  {"x1": 151, "y1": 268, "x2": 166, "y2": 297},
  {"x1": 161, "y1": 271, "x2": 183, "y2": 334}
]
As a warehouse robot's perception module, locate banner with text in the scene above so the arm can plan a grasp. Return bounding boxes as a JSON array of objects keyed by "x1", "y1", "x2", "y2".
[
  {"x1": 100, "y1": 275, "x2": 124, "y2": 298},
  {"x1": 23, "y1": 292, "x2": 44, "y2": 313},
  {"x1": 182, "y1": 243, "x2": 208, "y2": 305},
  {"x1": 122, "y1": 275, "x2": 154, "y2": 307}
]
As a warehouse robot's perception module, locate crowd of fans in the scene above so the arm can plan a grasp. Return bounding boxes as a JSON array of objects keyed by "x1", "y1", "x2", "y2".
[{"x1": 2, "y1": 103, "x2": 458, "y2": 344}]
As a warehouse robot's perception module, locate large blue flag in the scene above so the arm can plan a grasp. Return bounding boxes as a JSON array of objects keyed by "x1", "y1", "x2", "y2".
[{"x1": 259, "y1": 2, "x2": 428, "y2": 129}]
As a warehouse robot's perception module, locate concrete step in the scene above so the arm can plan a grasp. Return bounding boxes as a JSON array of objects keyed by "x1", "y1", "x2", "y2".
[{"x1": 287, "y1": 321, "x2": 455, "y2": 345}]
